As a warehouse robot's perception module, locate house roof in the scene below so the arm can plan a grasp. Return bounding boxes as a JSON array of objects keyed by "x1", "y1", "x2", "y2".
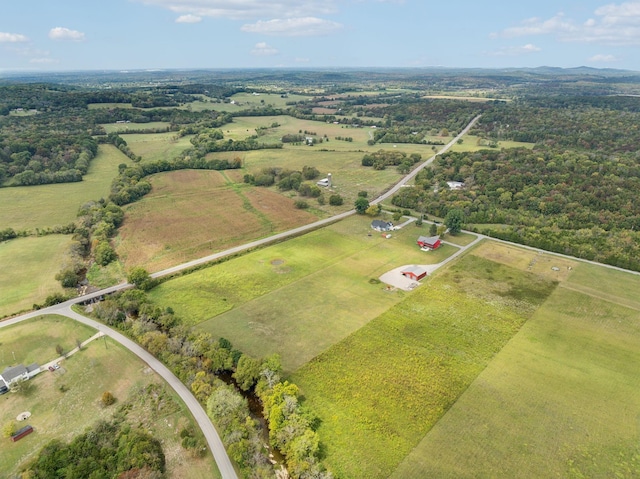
[
  {"x1": 372, "y1": 220, "x2": 392, "y2": 229},
  {"x1": 26, "y1": 363, "x2": 40, "y2": 373},
  {"x1": 2, "y1": 365, "x2": 28, "y2": 382},
  {"x1": 418, "y1": 235, "x2": 440, "y2": 244},
  {"x1": 402, "y1": 265, "x2": 426, "y2": 276}
]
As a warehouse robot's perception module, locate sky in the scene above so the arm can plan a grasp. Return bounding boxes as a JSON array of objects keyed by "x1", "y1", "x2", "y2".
[{"x1": 2, "y1": 0, "x2": 640, "y2": 72}]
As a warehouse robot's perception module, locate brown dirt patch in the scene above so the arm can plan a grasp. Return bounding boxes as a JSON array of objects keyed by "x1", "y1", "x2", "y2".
[{"x1": 312, "y1": 107, "x2": 338, "y2": 115}]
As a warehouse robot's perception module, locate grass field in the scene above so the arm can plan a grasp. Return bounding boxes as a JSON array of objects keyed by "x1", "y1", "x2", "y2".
[
  {"x1": 102, "y1": 121, "x2": 173, "y2": 134},
  {"x1": 449, "y1": 134, "x2": 535, "y2": 153},
  {"x1": 0, "y1": 235, "x2": 73, "y2": 318},
  {"x1": 148, "y1": 215, "x2": 458, "y2": 371},
  {"x1": 115, "y1": 169, "x2": 318, "y2": 272},
  {"x1": 292, "y1": 253, "x2": 557, "y2": 479},
  {"x1": 0, "y1": 315, "x2": 218, "y2": 479},
  {"x1": 0, "y1": 144, "x2": 132, "y2": 231},
  {"x1": 390, "y1": 257, "x2": 640, "y2": 478},
  {"x1": 119, "y1": 131, "x2": 194, "y2": 162},
  {"x1": 209, "y1": 92, "x2": 311, "y2": 112}
]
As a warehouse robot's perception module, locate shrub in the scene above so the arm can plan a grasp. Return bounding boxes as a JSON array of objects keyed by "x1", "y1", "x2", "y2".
[
  {"x1": 101, "y1": 391, "x2": 116, "y2": 407},
  {"x1": 294, "y1": 200, "x2": 309, "y2": 209},
  {"x1": 329, "y1": 194, "x2": 344, "y2": 206}
]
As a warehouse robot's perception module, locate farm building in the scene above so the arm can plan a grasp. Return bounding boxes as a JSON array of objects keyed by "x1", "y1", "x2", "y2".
[
  {"x1": 0, "y1": 363, "x2": 40, "y2": 387},
  {"x1": 402, "y1": 266, "x2": 427, "y2": 281},
  {"x1": 447, "y1": 181, "x2": 465, "y2": 190},
  {"x1": 417, "y1": 235, "x2": 441, "y2": 249},
  {"x1": 317, "y1": 173, "x2": 332, "y2": 187},
  {"x1": 11, "y1": 425, "x2": 33, "y2": 442},
  {"x1": 371, "y1": 220, "x2": 393, "y2": 232}
]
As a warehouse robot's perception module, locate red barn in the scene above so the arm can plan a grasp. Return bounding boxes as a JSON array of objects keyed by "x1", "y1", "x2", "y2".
[
  {"x1": 11, "y1": 425, "x2": 33, "y2": 442},
  {"x1": 402, "y1": 266, "x2": 427, "y2": 281},
  {"x1": 417, "y1": 235, "x2": 441, "y2": 249}
]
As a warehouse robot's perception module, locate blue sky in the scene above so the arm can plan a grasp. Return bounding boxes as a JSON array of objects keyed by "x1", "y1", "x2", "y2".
[{"x1": 2, "y1": 0, "x2": 640, "y2": 71}]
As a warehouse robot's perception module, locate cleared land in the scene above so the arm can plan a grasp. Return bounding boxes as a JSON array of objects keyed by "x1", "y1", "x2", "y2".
[
  {"x1": 116, "y1": 169, "x2": 318, "y2": 272},
  {"x1": 102, "y1": 121, "x2": 173, "y2": 134},
  {"x1": 209, "y1": 92, "x2": 311, "y2": 112},
  {"x1": 119, "y1": 131, "x2": 194, "y2": 163},
  {"x1": 292, "y1": 253, "x2": 557, "y2": 479},
  {"x1": 0, "y1": 315, "x2": 218, "y2": 479},
  {"x1": 0, "y1": 235, "x2": 72, "y2": 318},
  {"x1": 390, "y1": 250, "x2": 640, "y2": 478},
  {"x1": 0, "y1": 144, "x2": 132, "y2": 231},
  {"x1": 148, "y1": 215, "x2": 456, "y2": 371}
]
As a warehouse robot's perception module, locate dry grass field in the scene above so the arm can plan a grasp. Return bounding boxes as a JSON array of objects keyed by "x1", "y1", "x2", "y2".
[{"x1": 116, "y1": 169, "x2": 317, "y2": 271}]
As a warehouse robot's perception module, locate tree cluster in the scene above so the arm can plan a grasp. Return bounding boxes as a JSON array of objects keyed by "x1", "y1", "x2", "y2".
[
  {"x1": 22, "y1": 419, "x2": 165, "y2": 478},
  {"x1": 361, "y1": 150, "x2": 422, "y2": 173}
]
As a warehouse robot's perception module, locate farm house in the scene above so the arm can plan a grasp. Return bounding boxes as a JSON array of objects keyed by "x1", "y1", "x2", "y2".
[
  {"x1": 417, "y1": 235, "x2": 441, "y2": 249},
  {"x1": 401, "y1": 266, "x2": 427, "y2": 281},
  {"x1": 371, "y1": 220, "x2": 393, "y2": 232}
]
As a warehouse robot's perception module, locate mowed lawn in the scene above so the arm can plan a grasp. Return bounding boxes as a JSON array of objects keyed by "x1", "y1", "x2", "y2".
[
  {"x1": 291, "y1": 254, "x2": 557, "y2": 479},
  {"x1": 0, "y1": 315, "x2": 219, "y2": 479},
  {"x1": 0, "y1": 145, "x2": 131, "y2": 231},
  {"x1": 390, "y1": 259, "x2": 640, "y2": 479},
  {"x1": 116, "y1": 169, "x2": 318, "y2": 272},
  {"x1": 149, "y1": 216, "x2": 455, "y2": 371},
  {"x1": 0, "y1": 235, "x2": 72, "y2": 318}
]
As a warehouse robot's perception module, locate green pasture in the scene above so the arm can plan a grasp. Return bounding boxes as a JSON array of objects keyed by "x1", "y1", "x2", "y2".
[
  {"x1": 391, "y1": 264, "x2": 640, "y2": 478},
  {"x1": 120, "y1": 131, "x2": 194, "y2": 162},
  {"x1": 441, "y1": 231, "x2": 478, "y2": 246},
  {"x1": 0, "y1": 144, "x2": 131, "y2": 231},
  {"x1": 210, "y1": 92, "x2": 311, "y2": 112},
  {"x1": 149, "y1": 215, "x2": 459, "y2": 371},
  {"x1": 101, "y1": 121, "x2": 173, "y2": 134},
  {"x1": 292, "y1": 254, "x2": 557, "y2": 479},
  {"x1": 0, "y1": 315, "x2": 95, "y2": 370},
  {"x1": 0, "y1": 235, "x2": 72, "y2": 318},
  {"x1": 450, "y1": 134, "x2": 535, "y2": 153},
  {"x1": 88, "y1": 103, "x2": 133, "y2": 109},
  {"x1": 0, "y1": 315, "x2": 219, "y2": 479}
]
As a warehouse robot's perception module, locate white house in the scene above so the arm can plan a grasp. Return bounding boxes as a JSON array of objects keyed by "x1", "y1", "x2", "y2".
[{"x1": 0, "y1": 363, "x2": 40, "y2": 388}]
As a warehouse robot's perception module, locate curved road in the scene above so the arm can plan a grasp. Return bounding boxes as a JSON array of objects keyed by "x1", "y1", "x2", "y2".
[{"x1": 0, "y1": 117, "x2": 480, "y2": 478}]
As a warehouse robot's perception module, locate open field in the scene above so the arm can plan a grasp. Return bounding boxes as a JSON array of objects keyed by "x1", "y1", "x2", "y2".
[
  {"x1": 0, "y1": 315, "x2": 218, "y2": 479},
  {"x1": 0, "y1": 235, "x2": 72, "y2": 318},
  {"x1": 441, "y1": 231, "x2": 478, "y2": 246},
  {"x1": 292, "y1": 253, "x2": 557, "y2": 479},
  {"x1": 208, "y1": 92, "x2": 311, "y2": 112},
  {"x1": 120, "y1": 131, "x2": 194, "y2": 162},
  {"x1": 0, "y1": 315, "x2": 95, "y2": 370},
  {"x1": 449, "y1": 134, "x2": 536, "y2": 153},
  {"x1": 102, "y1": 121, "x2": 173, "y2": 133},
  {"x1": 88, "y1": 103, "x2": 134, "y2": 109},
  {"x1": 0, "y1": 144, "x2": 132, "y2": 231},
  {"x1": 116, "y1": 169, "x2": 318, "y2": 272},
  {"x1": 149, "y1": 215, "x2": 457, "y2": 371},
  {"x1": 390, "y1": 258, "x2": 640, "y2": 478}
]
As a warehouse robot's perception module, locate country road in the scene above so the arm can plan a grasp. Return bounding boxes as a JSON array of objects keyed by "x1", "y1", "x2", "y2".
[{"x1": 4, "y1": 111, "x2": 639, "y2": 477}]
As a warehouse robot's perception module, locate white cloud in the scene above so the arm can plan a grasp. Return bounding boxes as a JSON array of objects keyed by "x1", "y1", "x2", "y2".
[
  {"x1": 133, "y1": 0, "x2": 339, "y2": 20},
  {"x1": 588, "y1": 53, "x2": 618, "y2": 62},
  {"x1": 242, "y1": 17, "x2": 343, "y2": 36},
  {"x1": 49, "y1": 27, "x2": 86, "y2": 41},
  {"x1": 251, "y1": 42, "x2": 278, "y2": 56},
  {"x1": 488, "y1": 43, "x2": 542, "y2": 57},
  {"x1": 494, "y1": 2, "x2": 640, "y2": 45},
  {"x1": 0, "y1": 32, "x2": 29, "y2": 43},
  {"x1": 176, "y1": 14, "x2": 202, "y2": 23}
]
